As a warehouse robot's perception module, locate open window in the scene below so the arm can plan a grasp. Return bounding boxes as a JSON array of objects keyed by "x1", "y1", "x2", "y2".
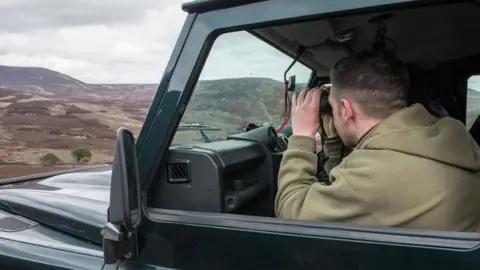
[
  {"x1": 150, "y1": 0, "x2": 480, "y2": 217},
  {"x1": 170, "y1": 31, "x2": 312, "y2": 148},
  {"x1": 152, "y1": 29, "x2": 312, "y2": 216},
  {"x1": 467, "y1": 75, "x2": 480, "y2": 146},
  {"x1": 136, "y1": 1, "x2": 480, "y2": 268},
  {"x1": 467, "y1": 75, "x2": 480, "y2": 129}
]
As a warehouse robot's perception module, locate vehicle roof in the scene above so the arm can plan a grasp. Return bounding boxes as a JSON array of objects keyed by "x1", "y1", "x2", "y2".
[
  {"x1": 250, "y1": 1, "x2": 480, "y2": 76},
  {"x1": 182, "y1": 0, "x2": 266, "y2": 13},
  {"x1": 181, "y1": 0, "x2": 480, "y2": 77}
]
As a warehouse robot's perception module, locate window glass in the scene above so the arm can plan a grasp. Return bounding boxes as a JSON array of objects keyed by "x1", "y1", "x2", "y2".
[
  {"x1": 467, "y1": 75, "x2": 480, "y2": 129},
  {"x1": 171, "y1": 31, "x2": 312, "y2": 146}
]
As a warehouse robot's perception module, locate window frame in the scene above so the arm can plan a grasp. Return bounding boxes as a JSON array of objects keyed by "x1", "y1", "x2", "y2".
[
  {"x1": 135, "y1": 0, "x2": 480, "y2": 256},
  {"x1": 145, "y1": 207, "x2": 480, "y2": 250}
]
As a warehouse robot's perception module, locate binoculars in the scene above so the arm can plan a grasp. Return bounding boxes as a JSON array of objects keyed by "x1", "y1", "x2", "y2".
[
  {"x1": 317, "y1": 84, "x2": 333, "y2": 141},
  {"x1": 319, "y1": 84, "x2": 332, "y2": 116}
]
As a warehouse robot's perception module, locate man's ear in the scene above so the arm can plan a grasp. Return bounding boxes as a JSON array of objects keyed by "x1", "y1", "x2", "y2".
[{"x1": 340, "y1": 98, "x2": 354, "y2": 123}]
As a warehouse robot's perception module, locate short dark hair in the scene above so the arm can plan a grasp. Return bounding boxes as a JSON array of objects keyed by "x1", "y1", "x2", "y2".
[{"x1": 329, "y1": 50, "x2": 409, "y2": 119}]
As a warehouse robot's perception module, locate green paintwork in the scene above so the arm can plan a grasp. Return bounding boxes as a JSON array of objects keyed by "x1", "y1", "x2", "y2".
[{"x1": 128, "y1": 0, "x2": 480, "y2": 269}]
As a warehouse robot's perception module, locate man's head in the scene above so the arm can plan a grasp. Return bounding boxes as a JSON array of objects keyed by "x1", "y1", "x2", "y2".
[{"x1": 328, "y1": 50, "x2": 409, "y2": 147}]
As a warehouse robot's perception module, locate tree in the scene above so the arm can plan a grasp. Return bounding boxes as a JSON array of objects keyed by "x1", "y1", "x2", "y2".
[
  {"x1": 39, "y1": 153, "x2": 62, "y2": 166},
  {"x1": 70, "y1": 147, "x2": 92, "y2": 164}
]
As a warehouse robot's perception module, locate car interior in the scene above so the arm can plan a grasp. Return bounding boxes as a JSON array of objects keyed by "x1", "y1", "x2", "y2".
[{"x1": 148, "y1": 0, "x2": 480, "y2": 219}]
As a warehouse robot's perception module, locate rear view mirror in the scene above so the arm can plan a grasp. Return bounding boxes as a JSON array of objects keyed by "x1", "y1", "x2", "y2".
[{"x1": 102, "y1": 127, "x2": 141, "y2": 264}]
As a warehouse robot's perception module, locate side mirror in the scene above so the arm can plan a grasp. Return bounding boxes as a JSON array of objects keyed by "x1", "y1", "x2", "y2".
[
  {"x1": 102, "y1": 127, "x2": 141, "y2": 264},
  {"x1": 287, "y1": 75, "x2": 296, "y2": 92}
]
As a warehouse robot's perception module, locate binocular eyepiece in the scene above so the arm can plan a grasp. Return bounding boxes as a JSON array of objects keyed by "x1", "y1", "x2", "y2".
[
  {"x1": 317, "y1": 84, "x2": 333, "y2": 141},
  {"x1": 319, "y1": 84, "x2": 332, "y2": 116}
]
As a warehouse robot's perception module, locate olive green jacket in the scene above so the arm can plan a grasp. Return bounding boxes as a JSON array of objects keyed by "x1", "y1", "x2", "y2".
[{"x1": 275, "y1": 103, "x2": 480, "y2": 232}]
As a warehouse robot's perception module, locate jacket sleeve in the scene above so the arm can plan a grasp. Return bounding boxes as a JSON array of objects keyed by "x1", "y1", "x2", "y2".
[
  {"x1": 274, "y1": 135, "x2": 375, "y2": 223},
  {"x1": 323, "y1": 136, "x2": 344, "y2": 174}
]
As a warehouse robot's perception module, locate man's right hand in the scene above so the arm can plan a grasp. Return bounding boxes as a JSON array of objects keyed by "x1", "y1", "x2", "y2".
[{"x1": 291, "y1": 88, "x2": 322, "y2": 137}]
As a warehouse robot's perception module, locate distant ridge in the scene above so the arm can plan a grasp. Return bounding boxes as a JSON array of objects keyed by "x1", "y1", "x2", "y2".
[
  {"x1": 0, "y1": 64, "x2": 160, "y2": 98},
  {"x1": 0, "y1": 65, "x2": 87, "y2": 87},
  {"x1": 468, "y1": 88, "x2": 480, "y2": 95},
  {"x1": 0, "y1": 64, "x2": 288, "y2": 86}
]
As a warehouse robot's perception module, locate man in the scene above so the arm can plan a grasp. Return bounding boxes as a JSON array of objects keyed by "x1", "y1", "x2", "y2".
[{"x1": 275, "y1": 50, "x2": 480, "y2": 232}]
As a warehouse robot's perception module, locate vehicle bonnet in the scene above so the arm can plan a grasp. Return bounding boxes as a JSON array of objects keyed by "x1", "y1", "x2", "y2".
[{"x1": 0, "y1": 167, "x2": 112, "y2": 245}]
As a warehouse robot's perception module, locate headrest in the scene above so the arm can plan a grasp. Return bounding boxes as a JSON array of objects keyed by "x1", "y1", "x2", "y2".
[{"x1": 406, "y1": 63, "x2": 429, "y2": 105}]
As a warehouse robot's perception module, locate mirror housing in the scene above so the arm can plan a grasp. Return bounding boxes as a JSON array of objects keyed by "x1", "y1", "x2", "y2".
[
  {"x1": 287, "y1": 75, "x2": 296, "y2": 92},
  {"x1": 102, "y1": 127, "x2": 141, "y2": 264}
]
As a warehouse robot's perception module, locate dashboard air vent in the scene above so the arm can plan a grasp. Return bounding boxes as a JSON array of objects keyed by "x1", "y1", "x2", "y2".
[
  {"x1": 167, "y1": 161, "x2": 190, "y2": 183},
  {"x1": 277, "y1": 136, "x2": 289, "y2": 151}
]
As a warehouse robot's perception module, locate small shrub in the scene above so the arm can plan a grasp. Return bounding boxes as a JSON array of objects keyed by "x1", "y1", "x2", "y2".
[
  {"x1": 39, "y1": 153, "x2": 62, "y2": 166},
  {"x1": 71, "y1": 147, "x2": 92, "y2": 164}
]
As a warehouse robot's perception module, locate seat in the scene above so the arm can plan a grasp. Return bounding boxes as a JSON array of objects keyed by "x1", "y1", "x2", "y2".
[{"x1": 407, "y1": 63, "x2": 448, "y2": 118}]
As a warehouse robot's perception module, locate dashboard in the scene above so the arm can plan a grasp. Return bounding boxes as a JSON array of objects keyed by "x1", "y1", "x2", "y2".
[{"x1": 149, "y1": 125, "x2": 292, "y2": 217}]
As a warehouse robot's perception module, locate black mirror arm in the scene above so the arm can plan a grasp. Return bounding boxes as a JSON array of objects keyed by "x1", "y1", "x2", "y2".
[{"x1": 283, "y1": 46, "x2": 307, "y2": 83}]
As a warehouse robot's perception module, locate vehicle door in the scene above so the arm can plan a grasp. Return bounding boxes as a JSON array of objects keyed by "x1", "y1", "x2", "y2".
[{"x1": 128, "y1": 1, "x2": 480, "y2": 269}]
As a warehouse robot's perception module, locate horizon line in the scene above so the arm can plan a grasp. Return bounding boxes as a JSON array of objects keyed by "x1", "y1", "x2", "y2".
[
  {"x1": 0, "y1": 64, "x2": 309, "y2": 85},
  {"x1": 1, "y1": 64, "x2": 478, "y2": 90}
]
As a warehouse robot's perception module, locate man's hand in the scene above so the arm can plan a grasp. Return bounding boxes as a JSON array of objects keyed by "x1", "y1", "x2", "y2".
[{"x1": 291, "y1": 88, "x2": 322, "y2": 137}]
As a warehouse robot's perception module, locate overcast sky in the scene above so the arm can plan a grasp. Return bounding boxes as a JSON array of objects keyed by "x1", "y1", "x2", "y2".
[
  {"x1": 0, "y1": 0, "x2": 311, "y2": 84},
  {"x1": 469, "y1": 76, "x2": 480, "y2": 91},
  {"x1": 1, "y1": 1, "x2": 478, "y2": 89}
]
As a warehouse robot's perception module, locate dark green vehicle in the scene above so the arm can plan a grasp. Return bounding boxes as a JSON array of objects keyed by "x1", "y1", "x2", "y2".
[{"x1": 1, "y1": 0, "x2": 480, "y2": 269}]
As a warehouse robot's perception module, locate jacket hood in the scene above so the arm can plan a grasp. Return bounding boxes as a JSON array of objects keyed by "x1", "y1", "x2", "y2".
[{"x1": 358, "y1": 103, "x2": 480, "y2": 171}]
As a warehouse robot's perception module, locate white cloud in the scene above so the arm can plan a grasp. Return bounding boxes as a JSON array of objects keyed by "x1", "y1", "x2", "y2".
[
  {"x1": 469, "y1": 75, "x2": 480, "y2": 91},
  {"x1": 0, "y1": 1, "x2": 187, "y2": 83},
  {"x1": 0, "y1": 0, "x2": 312, "y2": 84}
]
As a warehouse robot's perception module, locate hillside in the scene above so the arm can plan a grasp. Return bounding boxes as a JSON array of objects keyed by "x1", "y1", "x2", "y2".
[
  {"x1": 0, "y1": 65, "x2": 86, "y2": 87},
  {"x1": 468, "y1": 88, "x2": 480, "y2": 96},
  {"x1": 170, "y1": 77, "x2": 292, "y2": 144},
  {"x1": 0, "y1": 64, "x2": 291, "y2": 177},
  {"x1": 0, "y1": 65, "x2": 88, "y2": 96},
  {"x1": 193, "y1": 78, "x2": 286, "y2": 121}
]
